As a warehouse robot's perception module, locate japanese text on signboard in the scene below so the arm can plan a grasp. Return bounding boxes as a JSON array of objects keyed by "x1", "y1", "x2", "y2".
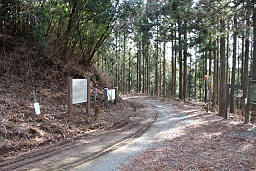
[{"x1": 72, "y1": 79, "x2": 88, "y2": 104}]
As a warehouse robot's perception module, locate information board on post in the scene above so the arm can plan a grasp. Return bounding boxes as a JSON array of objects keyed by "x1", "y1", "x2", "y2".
[
  {"x1": 72, "y1": 79, "x2": 88, "y2": 104},
  {"x1": 104, "y1": 88, "x2": 118, "y2": 105},
  {"x1": 107, "y1": 89, "x2": 116, "y2": 101},
  {"x1": 68, "y1": 77, "x2": 90, "y2": 114}
]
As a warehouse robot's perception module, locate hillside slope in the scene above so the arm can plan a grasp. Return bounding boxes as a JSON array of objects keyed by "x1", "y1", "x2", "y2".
[{"x1": 0, "y1": 34, "x2": 137, "y2": 161}]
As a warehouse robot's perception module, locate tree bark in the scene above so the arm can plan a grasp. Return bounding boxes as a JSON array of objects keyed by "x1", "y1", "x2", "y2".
[
  {"x1": 241, "y1": 34, "x2": 245, "y2": 87},
  {"x1": 172, "y1": 27, "x2": 177, "y2": 97},
  {"x1": 163, "y1": 41, "x2": 166, "y2": 97},
  {"x1": 252, "y1": 5, "x2": 256, "y2": 80},
  {"x1": 142, "y1": 42, "x2": 145, "y2": 93},
  {"x1": 189, "y1": 54, "x2": 192, "y2": 99},
  {"x1": 213, "y1": 40, "x2": 218, "y2": 110},
  {"x1": 128, "y1": 50, "x2": 131, "y2": 93},
  {"x1": 155, "y1": 26, "x2": 159, "y2": 96},
  {"x1": 217, "y1": 37, "x2": 220, "y2": 105},
  {"x1": 147, "y1": 42, "x2": 150, "y2": 94},
  {"x1": 230, "y1": 16, "x2": 237, "y2": 113},
  {"x1": 219, "y1": 19, "x2": 227, "y2": 116},
  {"x1": 204, "y1": 51, "x2": 208, "y2": 103},
  {"x1": 123, "y1": 32, "x2": 126, "y2": 93},
  {"x1": 115, "y1": 32, "x2": 118, "y2": 87},
  {"x1": 194, "y1": 59, "x2": 197, "y2": 99},
  {"x1": 178, "y1": 20, "x2": 183, "y2": 99},
  {"x1": 171, "y1": 32, "x2": 175, "y2": 97},
  {"x1": 183, "y1": 22, "x2": 187, "y2": 100},
  {"x1": 226, "y1": 24, "x2": 230, "y2": 85},
  {"x1": 244, "y1": 15, "x2": 250, "y2": 123},
  {"x1": 159, "y1": 44, "x2": 162, "y2": 96},
  {"x1": 139, "y1": 40, "x2": 142, "y2": 93}
]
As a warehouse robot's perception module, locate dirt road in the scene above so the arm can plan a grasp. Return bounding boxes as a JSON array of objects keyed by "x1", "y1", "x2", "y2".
[
  {"x1": 74, "y1": 96, "x2": 256, "y2": 171},
  {"x1": 1, "y1": 95, "x2": 255, "y2": 170},
  {"x1": 74, "y1": 96, "x2": 201, "y2": 170}
]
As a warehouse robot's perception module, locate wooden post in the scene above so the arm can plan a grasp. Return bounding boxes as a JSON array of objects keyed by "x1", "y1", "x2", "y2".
[
  {"x1": 104, "y1": 88, "x2": 108, "y2": 106},
  {"x1": 86, "y1": 77, "x2": 90, "y2": 114},
  {"x1": 68, "y1": 77, "x2": 73, "y2": 114},
  {"x1": 114, "y1": 87, "x2": 118, "y2": 105}
]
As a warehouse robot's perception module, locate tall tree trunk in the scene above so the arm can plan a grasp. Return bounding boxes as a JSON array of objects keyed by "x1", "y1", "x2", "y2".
[
  {"x1": 183, "y1": 23, "x2": 187, "y2": 100},
  {"x1": 241, "y1": 34, "x2": 245, "y2": 87},
  {"x1": 123, "y1": 32, "x2": 126, "y2": 93},
  {"x1": 155, "y1": 26, "x2": 159, "y2": 96},
  {"x1": 139, "y1": 40, "x2": 142, "y2": 93},
  {"x1": 213, "y1": 40, "x2": 218, "y2": 110},
  {"x1": 142, "y1": 42, "x2": 145, "y2": 93},
  {"x1": 244, "y1": 15, "x2": 250, "y2": 123},
  {"x1": 115, "y1": 32, "x2": 118, "y2": 87},
  {"x1": 137, "y1": 45, "x2": 139, "y2": 93},
  {"x1": 226, "y1": 25, "x2": 230, "y2": 85},
  {"x1": 171, "y1": 33, "x2": 175, "y2": 97},
  {"x1": 252, "y1": 5, "x2": 256, "y2": 80},
  {"x1": 172, "y1": 27, "x2": 177, "y2": 97},
  {"x1": 204, "y1": 51, "x2": 208, "y2": 103},
  {"x1": 118, "y1": 46, "x2": 121, "y2": 90},
  {"x1": 189, "y1": 55, "x2": 192, "y2": 99},
  {"x1": 230, "y1": 16, "x2": 237, "y2": 113},
  {"x1": 178, "y1": 20, "x2": 183, "y2": 99},
  {"x1": 194, "y1": 60, "x2": 197, "y2": 99},
  {"x1": 219, "y1": 19, "x2": 227, "y2": 116},
  {"x1": 217, "y1": 37, "x2": 220, "y2": 105},
  {"x1": 128, "y1": 50, "x2": 131, "y2": 93},
  {"x1": 200, "y1": 71, "x2": 202, "y2": 101},
  {"x1": 209, "y1": 40, "x2": 212, "y2": 110},
  {"x1": 163, "y1": 41, "x2": 166, "y2": 97},
  {"x1": 147, "y1": 42, "x2": 150, "y2": 94},
  {"x1": 209, "y1": 42, "x2": 212, "y2": 76},
  {"x1": 159, "y1": 44, "x2": 162, "y2": 96}
]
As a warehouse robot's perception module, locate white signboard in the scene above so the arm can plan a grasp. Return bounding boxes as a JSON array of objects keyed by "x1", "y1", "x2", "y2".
[
  {"x1": 72, "y1": 79, "x2": 88, "y2": 104},
  {"x1": 107, "y1": 89, "x2": 116, "y2": 101},
  {"x1": 34, "y1": 102, "x2": 41, "y2": 115}
]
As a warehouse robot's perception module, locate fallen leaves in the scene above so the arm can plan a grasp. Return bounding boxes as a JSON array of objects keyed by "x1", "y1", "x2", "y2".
[
  {"x1": 121, "y1": 101, "x2": 256, "y2": 171},
  {"x1": 0, "y1": 73, "x2": 139, "y2": 161}
]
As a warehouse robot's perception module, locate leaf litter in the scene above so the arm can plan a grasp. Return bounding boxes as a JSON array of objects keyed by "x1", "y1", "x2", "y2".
[{"x1": 121, "y1": 97, "x2": 256, "y2": 171}]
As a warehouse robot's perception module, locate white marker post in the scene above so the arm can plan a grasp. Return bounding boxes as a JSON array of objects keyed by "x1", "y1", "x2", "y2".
[
  {"x1": 33, "y1": 91, "x2": 41, "y2": 115},
  {"x1": 34, "y1": 103, "x2": 41, "y2": 115}
]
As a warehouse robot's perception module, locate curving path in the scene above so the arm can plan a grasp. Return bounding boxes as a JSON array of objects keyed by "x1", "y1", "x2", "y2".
[{"x1": 74, "y1": 96, "x2": 199, "y2": 171}]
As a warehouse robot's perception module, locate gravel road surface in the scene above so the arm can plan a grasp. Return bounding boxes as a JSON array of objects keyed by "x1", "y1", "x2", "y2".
[{"x1": 74, "y1": 96, "x2": 199, "y2": 171}]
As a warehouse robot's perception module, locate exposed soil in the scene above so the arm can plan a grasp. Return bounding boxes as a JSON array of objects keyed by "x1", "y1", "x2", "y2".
[
  {"x1": 121, "y1": 97, "x2": 256, "y2": 171},
  {"x1": 0, "y1": 73, "x2": 143, "y2": 163},
  {"x1": 0, "y1": 35, "x2": 143, "y2": 163}
]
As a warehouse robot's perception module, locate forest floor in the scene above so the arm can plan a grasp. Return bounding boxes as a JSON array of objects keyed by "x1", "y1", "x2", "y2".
[
  {"x1": 0, "y1": 35, "x2": 143, "y2": 163},
  {"x1": 72, "y1": 96, "x2": 256, "y2": 171},
  {"x1": 121, "y1": 97, "x2": 256, "y2": 171},
  {"x1": 0, "y1": 72, "x2": 144, "y2": 163}
]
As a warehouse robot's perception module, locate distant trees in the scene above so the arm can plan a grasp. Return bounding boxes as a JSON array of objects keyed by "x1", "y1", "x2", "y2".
[
  {"x1": 1, "y1": 0, "x2": 255, "y2": 122},
  {"x1": 100, "y1": 0, "x2": 255, "y2": 122}
]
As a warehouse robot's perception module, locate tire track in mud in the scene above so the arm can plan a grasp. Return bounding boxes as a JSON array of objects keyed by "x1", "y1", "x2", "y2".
[
  {"x1": 0, "y1": 96, "x2": 157, "y2": 171},
  {"x1": 54, "y1": 106, "x2": 157, "y2": 170}
]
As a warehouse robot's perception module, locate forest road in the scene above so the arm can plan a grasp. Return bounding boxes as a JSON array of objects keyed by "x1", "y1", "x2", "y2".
[{"x1": 74, "y1": 95, "x2": 197, "y2": 171}]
